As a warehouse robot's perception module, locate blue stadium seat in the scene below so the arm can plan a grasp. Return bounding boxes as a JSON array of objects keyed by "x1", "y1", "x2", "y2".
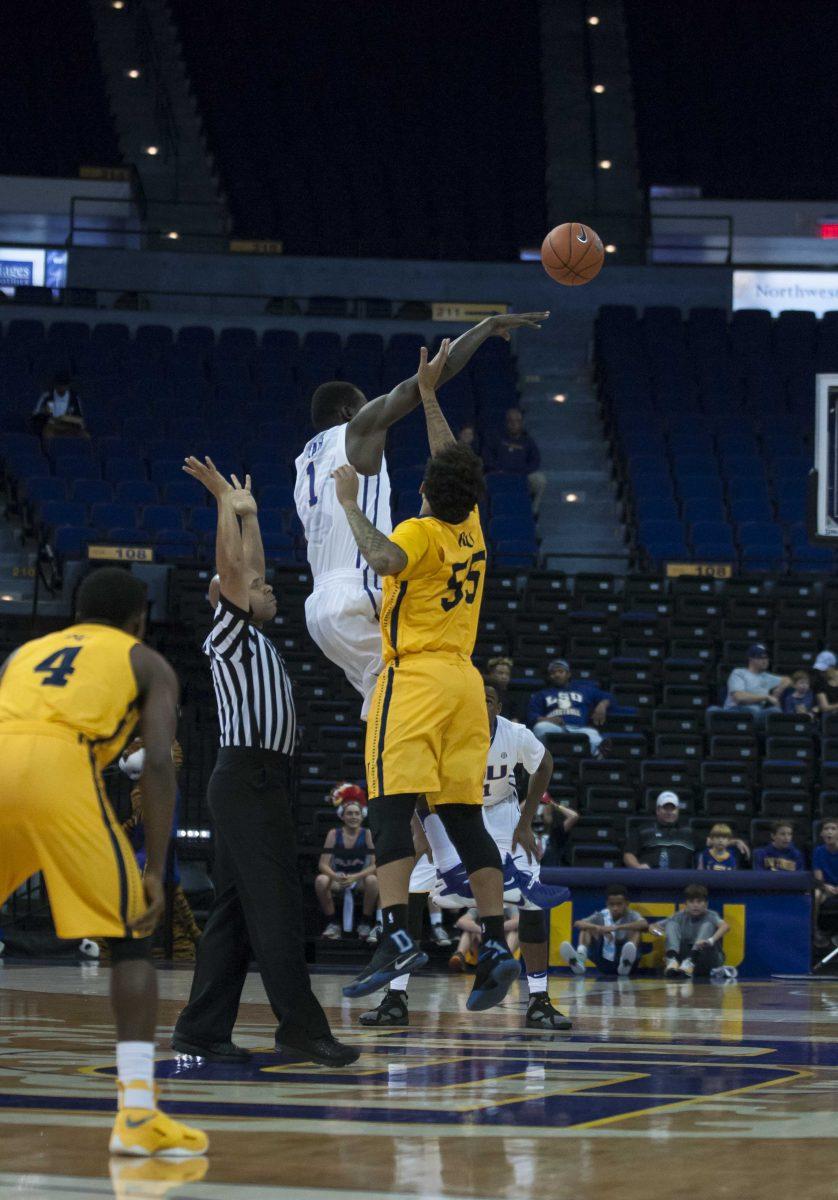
[
  {"x1": 730, "y1": 497, "x2": 773, "y2": 524},
  {"x1": 190, "y1": 508, "x2": 218, "y2": 539},
  {"x1": 217, "y1": 327, "x2": 258, "y2": 358},
  {"x1": 489, "y1": 515, "x2": 536, "y2": 543},
  {"x1": 149, "y1": 459, "x2": 187, "y2": 485},
  {"x1": 258, "y1": 484, "x2": 294, "y2": 511},
  {"x1": 91, "y1": 502, "x2": 139, "y2": 531},
  {"x1": 143, "y1": 504, "x2": 184, "y2": 533},
  {"x1": 107, "y1": 526, "x2": 148, "y2": 545},
  {"x1": 776, "y1": 493, "x2": 807, "y2": 523},
  {"x1": 135, "y1": 325, "x2": 174, "y2": 355},
  {"x1": 115, "y1": 480, "x2": 159, "y2": 505},
  {"x1": 104, "y1": 457, "x2": 147, "y2": 483},
  {"x1": 490, "y1": 494, "x2": 534, "y2": 522},
  {"x1": 690, "y1": 521, "x2": 733, "y2": 548},
  {"x1": 671, "y1": 453, "x2": 718, "y2": 476},
  {"x1": 160, "y1": 480, "x2": 196, "y2": 508},
  {"x1": 90, "y1": 323, "x2": 130, "y2": 352},
  {"x1": 53, "y1": 525, "x2": 94, "y2": 558},
  {"x1": 70, "y1": 479, "x2": 112, "y2": 506},
  {"x1": 49, "y1": 439, "x2": 95, "y2": 467},
  {"x1": 682, "y1": 496, "x2": 726, "y2": 524},
  {"x1": 486, "y1": 474, "x2": 528, "y2": 500},
  {"x1": 728, "y1": 478, "x2": 770, "y2": 504},
  {"x1": 41, "y1": 501, "x2": 87, "y2": 529},
  {"x1": 737, "y1": 522, "x2": 784, "y2": 556},
  {"x1": 176, "y1": 326, "x2": 215, "y2": 354},
  {"x1": 48, "y1": 320, "x2": 89, "y2": 346},
  {"x1": 493, "y1": 538, "x2": 538, "y2": 568},
  {"x1": 154, "y1": 529, "x2": 198, "y2": 558},
  {"x1": 676, "y1": 474, "x2": 724, "y2": 502},
  {"x1": 692, "y1": 539, "x2": 736, "y2": 561},
  {"x1": 25, "y1": 477, "x2": 68, "y2": 508},
  {"x1": 635, "y1": 495, "x2": 680, "y2": 522},
  {"x1": 260, "y1": 329, "x2": 300, "y2": 360}
]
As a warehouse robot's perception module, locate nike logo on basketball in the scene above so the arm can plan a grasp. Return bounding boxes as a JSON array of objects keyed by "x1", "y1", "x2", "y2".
[{"x1": 576, "y1": 228, "x2": 588, "y2": 243}]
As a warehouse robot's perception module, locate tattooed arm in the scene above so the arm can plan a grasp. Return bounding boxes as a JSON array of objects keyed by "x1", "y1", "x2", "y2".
[{"x1": 332, "y1": 464, "x2": 408, "y2": 577}]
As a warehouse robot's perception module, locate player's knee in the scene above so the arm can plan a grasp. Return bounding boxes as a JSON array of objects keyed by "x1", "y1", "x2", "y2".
[
  {"x1": 436, "y1": 804, "x2": 502, "y2": 875},
  {"x1": 369, "y1": 794, "x2": 418, "y2": 866},
  {"x1": 519, "y1": 909, "x2": 546, "y2": 944},
  {"x1": 108, "y1": 935, "x2": 153, "y2": 964}
]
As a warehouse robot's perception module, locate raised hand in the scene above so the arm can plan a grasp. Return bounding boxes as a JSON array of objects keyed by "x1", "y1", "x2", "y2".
[
  {"x1": 331, "y1": 463, "x2": 360, "y2": 507},
  {"x1": 183, "y1": 455, "x2": 233, "y2": 499},
  {"x1": 489, "y1": 311, "x2": 550, "y2": 341},
  {"x1": 417, "y1": 338, "x2": 450, "y2": 398},
  {"x1": 229, "y1": 472, "x2": 257, "y2": 517}
]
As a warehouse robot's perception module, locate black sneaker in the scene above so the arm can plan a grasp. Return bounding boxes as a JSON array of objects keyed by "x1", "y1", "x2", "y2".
[
  {"x1": 274, "y1": 1033, "x2": 360, "y2": 1067},
  {"x1": 525, "y1": 993, "x2": 573, "y2": 1030},
  {"x1": 342, "y1": 932, "x2": 428, "y2": 999},
  {"x1": 466, "y1": 939, "x2": 520, "y2": 1012},
  {"x1": 359, "y1": 990, "x2": 409, "y2": 1027},
  {"x1": 171, "y1": 1034, "x2": 252, "y2": 1061}
]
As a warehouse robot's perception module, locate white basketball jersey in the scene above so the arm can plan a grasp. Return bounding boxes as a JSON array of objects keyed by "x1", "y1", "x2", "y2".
[
  {"x1": 294, "y1": 423, "x2": 392, "y2": 583},
  {"x1": 483, "y1": 715, "x2": 546, "y2": 807}
]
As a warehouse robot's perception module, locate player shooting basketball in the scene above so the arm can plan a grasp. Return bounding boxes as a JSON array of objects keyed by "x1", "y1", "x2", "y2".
[{"x1": 294, "y1": 312, "x2": 548, "y2": 717}]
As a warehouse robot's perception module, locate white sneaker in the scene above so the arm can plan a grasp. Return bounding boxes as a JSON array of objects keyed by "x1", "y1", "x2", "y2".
[
  {"x1": 79, "y1": 938, "x2": 100, "y2": 960},
  {"x1": 357, "y1": 923, "x2": 372, "y2": 940},
  {"x1": 322, "y1": 922, "x2": 341, "y2": 940},
  {"x1": 664, "y1": 958, "x2": 681, "y2": 978},
  {"x1": 679, "y1": 957, "x2": 694, "y2": 978},
  {"x1": 430, "y1": 925, "x2": 452, "y2": 947},
  {"x1": 710, "y1": 965, "x2": 739, "y2": 983},
  {"x1": 617, "y1": 942, "x2": 637, "y2": 977},
  {"x1": 366, "y1": 923, "x2": 382, "y2": 946},
  {"x1": 560, "y1": 941, "x2": 586, "y2": 975}
]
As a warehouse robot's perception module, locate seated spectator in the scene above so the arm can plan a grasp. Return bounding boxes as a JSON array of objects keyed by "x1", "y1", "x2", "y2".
[
  {"x1": 753, "y1": 820, "x2": 806, "y2": 872},
  {"x1": 652, "y1": 884, "x2": 731, "y2": 979},
  {"x1": 816, "y1": 657, "x2": 838, "y2": 714},
  {"x1": 697, "y1": 823, "x2": 742, "y2": 871},
  {"x1": 813, "y1": 818, "x2": 838, "y2": 949},
  {"x1": 457, "y1": 423, "x2": 480, "y2": 453},
  {"x1": 527, "y1": 658, "x2": 611, "y2": 755},
  {"x1": 781, "y1": 669, "x2": 816, "y2": 718},
  {"x1": 448, "y1": 906, "x2": 519, "y2": 972},
  {"x1": 482, "y1": 406, "x2": 546, "y2": 515},
  {"x1": 32, "y1": 372, "x2": 87, "y2": 440},
  {"x1": 539, "y1": 795, "x2": 579, "y2": 866},
  {"x1": 723, "y1": 643, "x2": 790, "y2": 728},
  {"x1": 560, "y1": 884, "x2": 648, "y2": 977},
  {"x1": 623, "y1": 791, "x2": 695, "y2": 869},
  {"x1": 315, "y1": 787, "x2": 378, "y2": 941}
]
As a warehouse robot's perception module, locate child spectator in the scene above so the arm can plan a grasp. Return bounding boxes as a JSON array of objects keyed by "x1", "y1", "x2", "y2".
[
  {"x1": 697, "y1": 824, "x2": 741, "y2": 871},
  {"x1": 781, "y1": 670, "x2": 816, "y2": 717},
  {"x1": 448, "y1": 906, "x2": 519, "y2": 972},
  {"x1": 753, "y1": 821, "x2": 806, "y2": 872},
  {"x1": 315, "y1": 785, "x2": 378, "y2": 940},
  {"x1": 540, "y1": 796, "x2": 580, "y2": 866},
  {"x1": 560, "y1": 884, "x2": 648, "y2": 977},
  {"x1": 816, "y1": 660, "x2": 838, "y2": 713},
  {"x1": 653, "y1": 884, "x2": 731, "y2": 979}
]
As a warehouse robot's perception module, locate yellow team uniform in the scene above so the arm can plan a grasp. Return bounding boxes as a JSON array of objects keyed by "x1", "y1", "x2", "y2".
[
  {"x1": 365, "y1": 506, "x2": 489, "y2": 806},
  {"x1": 0, "y1": 623, "x2": 148, "y2": 938}
]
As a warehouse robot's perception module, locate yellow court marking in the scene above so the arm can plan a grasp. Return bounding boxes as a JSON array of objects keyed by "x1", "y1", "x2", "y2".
[{"x1": 570, "y1": 1068, "x2": 813, "y2": 1130}]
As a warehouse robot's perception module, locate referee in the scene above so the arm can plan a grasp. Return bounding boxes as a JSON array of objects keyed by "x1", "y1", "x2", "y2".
[{"x1": 172, "y1": 457, "x2": 357, "y2": 1068}]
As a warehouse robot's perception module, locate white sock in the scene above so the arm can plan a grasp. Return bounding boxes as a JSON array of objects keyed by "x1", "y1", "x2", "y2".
[
  {"x1": 116, "y1": 1041, "x2": 155, "y2": 1110},
  {"x1": 429, "y1": 910, "x2": 442, "y2": 927},
  {"x1": 375, "y1": 909, "x2": 382, "y2": 925},
  {"x1": 527, "y1": 970, "x2": 548, "y2": 995},
  {"x1": 422, "y1": 812, "x2": 462, "y2": 873},
  {"x1": 390, "y1": 974, "x2": 410, "y2": 993}
]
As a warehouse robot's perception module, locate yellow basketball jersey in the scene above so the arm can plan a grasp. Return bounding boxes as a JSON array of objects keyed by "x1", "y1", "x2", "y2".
[
  {"x1": 0, "y1": 622, "x2": 140, "y2": 768},
  {"x1": 380, "y1": 507, "x2": 486, "y2": 663}
]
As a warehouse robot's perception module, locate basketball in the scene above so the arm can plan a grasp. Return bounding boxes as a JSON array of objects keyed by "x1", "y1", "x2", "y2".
[{"x1": 540, "y1": 222, "x2": 604, "y2": 285}]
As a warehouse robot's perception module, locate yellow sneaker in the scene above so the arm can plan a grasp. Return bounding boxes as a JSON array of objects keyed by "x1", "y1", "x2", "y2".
[
  {"x1": 109, "y1": 1107, "x2": 209, "y2": 1158},
  {"x1": 110, "y1": 1156, "x2": 209, "y2": 1197}
]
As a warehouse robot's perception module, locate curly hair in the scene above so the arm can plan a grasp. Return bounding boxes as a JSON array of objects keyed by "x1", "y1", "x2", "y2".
[{"x1": 423, "y1": 443, "x2": 486, "y2": 524}]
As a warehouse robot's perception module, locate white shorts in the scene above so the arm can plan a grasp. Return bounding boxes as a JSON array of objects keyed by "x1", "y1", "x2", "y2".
[
  {"x1": 412, "y1": 798, "x2": 541, "y2": 895},
  {"x1": 305, "y1": 577, "x2": 383, "y2": 718}
]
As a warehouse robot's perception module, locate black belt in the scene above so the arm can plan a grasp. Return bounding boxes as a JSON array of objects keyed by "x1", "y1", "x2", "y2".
[{"x1": 216, "y1": 746, "x2": 290, "y2": 766}]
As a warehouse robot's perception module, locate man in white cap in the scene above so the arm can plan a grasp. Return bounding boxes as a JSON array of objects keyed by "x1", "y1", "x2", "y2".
[
  {"x1": 723, "y1": 643, "x2": 790, "y2": 729},
  {"x1": 623, "y1": 792, "x2": 696, "y2": 870}
]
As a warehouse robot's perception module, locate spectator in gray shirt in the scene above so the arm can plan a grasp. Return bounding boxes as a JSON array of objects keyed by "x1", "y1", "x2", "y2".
[
  {"x1": 652, "y1": 884, "x2": 730, "y2": 979},
  {"x1": 723, "y1": 643, "x2": 790, "y2": 729}
]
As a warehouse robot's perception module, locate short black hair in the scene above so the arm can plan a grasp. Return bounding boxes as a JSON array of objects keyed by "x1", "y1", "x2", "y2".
[
  {"x1": 310, "y1": 381, "x2": 365, "y2": 431},
  {"x1": 76, "y1": 567, "x2": 147, "y2": 628},
  {"x1": 483, "y1": 678, "x2": 501, "y2": 698},
  {"x1": 606, "y1": 884, "x2": 628, "y2": 900},
  {"x1": 423, "y1": 443, "x2": 485, "y2": 524}
]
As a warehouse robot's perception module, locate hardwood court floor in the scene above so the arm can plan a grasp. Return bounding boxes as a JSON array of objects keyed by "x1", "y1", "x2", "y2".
[{"x1": 0, "y1": 962, "x2": 836, "y2": 1199}]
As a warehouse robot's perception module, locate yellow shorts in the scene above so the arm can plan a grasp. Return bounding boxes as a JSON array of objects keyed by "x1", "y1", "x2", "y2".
[
  {"x1": 0, "y1": 728, "x2": 147, "y2": 939},
  {"x1": 365, "y1": 654, "x2": 489, "y2": 806}
]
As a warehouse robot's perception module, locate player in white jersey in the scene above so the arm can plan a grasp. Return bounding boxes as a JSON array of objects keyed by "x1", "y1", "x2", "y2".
[
  {"x1": 359, "y1": 681, "x2": 573, "y2": 1031},
  {"x1": 294, "y1": 312, "x2": 549, "y2": 716}
]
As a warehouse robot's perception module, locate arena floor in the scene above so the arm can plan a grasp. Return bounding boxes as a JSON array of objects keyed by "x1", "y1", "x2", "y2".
[{"x1": 0, "y1": 963, "x2": 836, "y2": 1199}]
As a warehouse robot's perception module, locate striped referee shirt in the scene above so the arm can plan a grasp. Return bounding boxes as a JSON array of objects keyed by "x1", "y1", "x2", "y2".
[{"x1": 204, "y1": 594, "x2": 296, "y2": 754}]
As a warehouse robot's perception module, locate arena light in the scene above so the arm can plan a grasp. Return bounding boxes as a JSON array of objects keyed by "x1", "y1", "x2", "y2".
[
  {"x1": 605, "y1": 243, "x2": 617, "y2": 254},
  {"x1": 165, "y1": 230, "x2": 180, "y2": 240},
  {"x1": 145, "y1": 145, "x2": 159, "y2": 156},
  {"x1": 552, "y1": 393, "x2": 567, "y2": 403},
  {"x1": 126, "y1": 68, "x2": 141, "y2": 79},
  {"x1": 587, "y1": 14, "x2": 600, "y2": 25},
  {"x1": 564, "y1": 493, "x2": 579, "y2": 503},
  {"x1": 592, "y1": 84, "x2": 606, "y2": 94},
  {"x1": 111, "y1": 0, "x2": 125, "y2": 8},
  {"x1": 0, "y1": 594, "x2": 12, "y2": 601},
  {"x1": 598, "y1": 159, "x2": 612, "y2": 170}
]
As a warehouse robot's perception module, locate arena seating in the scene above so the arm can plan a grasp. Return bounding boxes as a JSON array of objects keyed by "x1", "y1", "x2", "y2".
[
  {"x1": 169, "y1": 0, "x2": 546, "y2": 257},
  {"x1": 597, "y1": 305, "x2": 838, "y2": 573},
  {"x1": 0, "y1": 318, "x2": 530, "y2": 565}
]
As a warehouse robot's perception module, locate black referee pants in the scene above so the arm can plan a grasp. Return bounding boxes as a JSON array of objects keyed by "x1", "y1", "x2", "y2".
[{"x1": 175, "y1": 747, "x2": 330, "y2": 1044}]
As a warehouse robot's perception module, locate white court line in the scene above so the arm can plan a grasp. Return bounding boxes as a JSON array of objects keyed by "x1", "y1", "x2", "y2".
[{"x1": 0, "y1": 1174, "x2": 506, "y2": 1200}]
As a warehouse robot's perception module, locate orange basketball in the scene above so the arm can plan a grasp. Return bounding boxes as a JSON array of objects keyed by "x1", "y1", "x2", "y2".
[{"x1": 540, "y1": 222, "x2": 604, "y2": 286}]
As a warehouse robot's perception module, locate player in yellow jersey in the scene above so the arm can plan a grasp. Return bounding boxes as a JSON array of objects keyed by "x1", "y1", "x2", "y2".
[
  {"x1": 0, "y1": 567, "x2": 207, "y2": 1158},
  {"x1": 333, "y1": 339, "x2": 526, "y2": 1011}
]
